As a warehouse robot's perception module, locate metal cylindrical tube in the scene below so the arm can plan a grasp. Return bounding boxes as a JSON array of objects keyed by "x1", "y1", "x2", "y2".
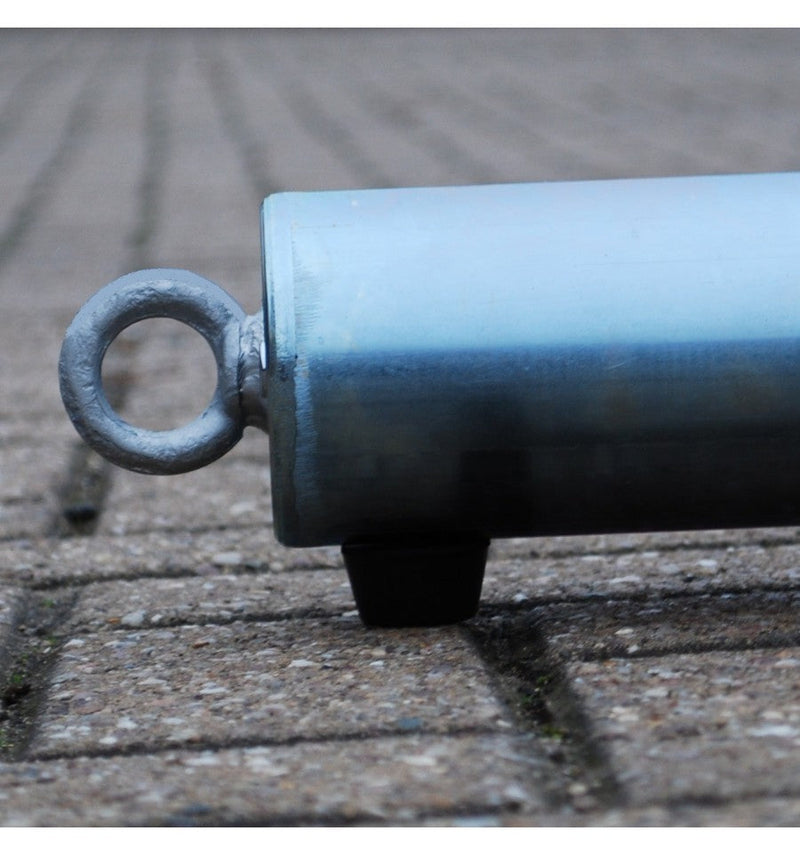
[{"x1": 262, "y1": 173, "x2": 800, "y2": 546}]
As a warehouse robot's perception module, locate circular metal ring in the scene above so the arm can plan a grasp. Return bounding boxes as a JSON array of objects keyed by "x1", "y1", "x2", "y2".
[{"x1": 59, "y1": 269, "x2": 248, "y2": 474}]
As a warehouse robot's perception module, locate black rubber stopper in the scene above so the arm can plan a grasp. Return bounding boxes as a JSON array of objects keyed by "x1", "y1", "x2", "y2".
[{"x1": 342, "y1": 534, "x2": 489, "y2": 627}]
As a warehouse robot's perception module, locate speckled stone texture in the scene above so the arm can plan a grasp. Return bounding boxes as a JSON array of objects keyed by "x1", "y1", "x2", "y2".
[
  {"x1": 31, "y1": 620, "x2": 510, "y2": 758},
  {"x1": 0, "y1": 734, "x2": 544, "y2": 825},
  {"x1": 4, "y1": 29, "x2": 800, "y2": 826},
  {"x1": 568, "y1": 649, "x2": 800, "y2": 804},
  {"x1": 0, "y1": 587, "x2": 25, "y2": 678}
]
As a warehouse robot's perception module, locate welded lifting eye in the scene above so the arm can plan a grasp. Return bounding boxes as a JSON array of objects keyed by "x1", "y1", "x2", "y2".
[{"x1": 58, "y1": 269, "x2": 266, "y2": 475}]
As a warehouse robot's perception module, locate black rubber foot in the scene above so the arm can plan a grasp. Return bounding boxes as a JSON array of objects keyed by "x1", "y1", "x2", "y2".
[{"x1": 342, "y1": 534, "x2": 489, "y2": 627}]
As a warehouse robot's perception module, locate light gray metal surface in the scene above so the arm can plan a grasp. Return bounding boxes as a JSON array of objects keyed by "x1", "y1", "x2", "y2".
[
  {"x1": 58, "y1": 269, "x2": 266, "y2": 475},
  {"x1": 263, "y1": 174, "x2": 800, "y2": 545},
  {"x1": 60, "y1": 172, "x2": 800, "y2": 546}
]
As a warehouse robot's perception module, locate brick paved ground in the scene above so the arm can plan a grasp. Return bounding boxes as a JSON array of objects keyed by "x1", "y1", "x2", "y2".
[{"x1": 3, "y1": 28, "x2": 800, "y2": 825}]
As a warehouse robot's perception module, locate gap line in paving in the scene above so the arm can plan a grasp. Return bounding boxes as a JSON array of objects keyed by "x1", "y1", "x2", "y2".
[{"x1": 0, "y1": 40, "x2": 110, "y2": 272}]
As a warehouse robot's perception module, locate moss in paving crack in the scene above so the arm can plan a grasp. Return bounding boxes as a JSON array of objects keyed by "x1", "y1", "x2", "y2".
[
  {"x1": 0, "y1": 592, "x2": 76, "y2": 761},
  {"x1": 0, "y1": 641, "x2": 53, "y2": 760},
  {"x1": 466, "y1": 609, "x2": 624, "y2": 812}
]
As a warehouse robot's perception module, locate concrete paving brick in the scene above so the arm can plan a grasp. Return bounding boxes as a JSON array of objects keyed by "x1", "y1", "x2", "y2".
[
  {"x1": 387, "y1": 32, "x2": 605, "y2": 181},
  {"x1": 490, "y1": 527, "x2": 800, "y2": 561},
  {"x1": 0, "y1": 416, "x2": 88, "y2": 541},
  {"x1": 0, "y1": 528, "x2": 341, "y2": 587},
  {"x1": 9, "y1": 524, "x2": 799, "y2": 597},
  {"x1": 529, "y1": 590, "x2": 800, "y2": 662},
  {"x1": 613, "y1": 33, "x2": 800, "y2": 165},
  {"x1": 20, "y1": 532, "x2": 800, "y2": 647},
  {"x1": 0, "y1": 312, "x2": 84, "y2": 420},
  {"x1": 0, "y1": 40, "x2": 135, "y2": 314},
  {"x1": 489, "y1": 29, "x2": 800, "y2": 178},
  {"x1": 0, "y1": 440, "x2": 75, "y2": 506},
  {"x1": 0, "y1": 732, "x2": 544, "y2": 825},
  {"x1": 230, "y1": 33, "x2": 395, "y2": 191},
  {"x1": 31, "y1": 619, "x2": 510, "y2": 758},
  {"x1": 0, "y1": 584, "x2": 25, "y2": 677},
  {"x1": 0, "y1": 413, "x2": 70, "y2": 449},
  {"x1": 150, "y1": 36, "x2": 261, "y2": 265},
  {"x1": 0, "y1": 502, "x2": 53, "y2": 541},
  {"x1": 0, "y1": 33, "x2": 46, "y2": 97},
  {"x1": 511, "y1": 797, "x2": 800, "y2": 827},
  {"x1": 218, "y1": 34, "x2": 382, "y2": 192},
  {"x1": 246, "y1": 34, "x2": 497, "y2": 189},
  {"x1": 568, "y1": 648, "x2": 800, "y2": 805},
  {"x1": 64, "y1": 569, "x2": 355, "y2": 633},
  {"x1": 483, "y1": 540, "x2": 800, "y2": 606},
  {"x1": 0, "y1": 431, "x2": 73, "y2": 542},
  {"x1": 104, "y1": 316, "x2": 223, "y2": 434},
  {"x1": 97, "y1": 432, "x2": 271, "y2": 535},
  {"x1": 531, "y1": 591, "x2": 800, "y2": 659},
  {"x1": 0, "y1": 37, "x2": 98, "y2": 240}
]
